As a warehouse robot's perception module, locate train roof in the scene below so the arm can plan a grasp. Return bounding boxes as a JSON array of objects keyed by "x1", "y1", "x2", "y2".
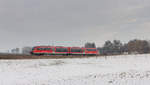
[{"x1": 33, "y1": 46, "x2": 97, "y2": 49}]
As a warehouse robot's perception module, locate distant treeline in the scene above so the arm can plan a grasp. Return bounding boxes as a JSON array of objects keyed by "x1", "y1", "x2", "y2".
[{"x1": 85, "y1": 39, "x2": 150, "y2": 55}]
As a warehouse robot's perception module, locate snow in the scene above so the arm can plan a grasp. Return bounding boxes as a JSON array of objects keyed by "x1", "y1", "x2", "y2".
[{"x1": 0, "y1": 54, "x2": 150, "y2": 85}]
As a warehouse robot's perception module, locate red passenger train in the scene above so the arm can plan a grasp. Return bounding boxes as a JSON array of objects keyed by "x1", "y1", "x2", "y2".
[{"x1": 31, "y1": 46, "x2": 99, "y2": 56}]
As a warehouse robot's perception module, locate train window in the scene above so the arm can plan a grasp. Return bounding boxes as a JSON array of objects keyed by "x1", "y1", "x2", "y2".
[
  {"x1": 43, "y1": 48, "x2": 47, "y2": 50},
  {"x1": 56, "y1": 48, "x2": 68, "y2": 52},
  {"x1": 71, "y1": 48, "x2": 82, "y2": 52},
  {"x1": 37, "y1": 48, "x2": 42, "y2": 50},
  {"x1": 48, "y1": 48, "x2": 52, "y2": 50},
  {"x1": 44, "y1": 48, "x2": 52, "y2": 50},
  {"x1": 86, "y1": 49, "x2": 97, "y2": 51}
]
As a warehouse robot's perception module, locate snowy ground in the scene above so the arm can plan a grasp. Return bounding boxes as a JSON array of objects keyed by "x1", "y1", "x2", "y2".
[{"x1": 0, "y1": 54, "x2": 150, "y2": 85}]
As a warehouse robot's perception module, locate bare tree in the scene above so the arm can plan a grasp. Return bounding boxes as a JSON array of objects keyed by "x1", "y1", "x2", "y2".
[
  {"x1": 127, "y1": 39, "x2": 150, "y2": 54},
  {"x1": 84, "y1": 42, "x2": 96, "y2": 48}
]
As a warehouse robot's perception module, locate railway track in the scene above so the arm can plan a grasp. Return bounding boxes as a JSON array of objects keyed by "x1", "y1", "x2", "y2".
[{"x1": 0, "y1": 53, "x2": 99, "y2": 59}]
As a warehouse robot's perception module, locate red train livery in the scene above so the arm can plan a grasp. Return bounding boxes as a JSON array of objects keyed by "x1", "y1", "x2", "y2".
[{"x1": 31, "y1": 46, "x2": 99, "y2": 56}]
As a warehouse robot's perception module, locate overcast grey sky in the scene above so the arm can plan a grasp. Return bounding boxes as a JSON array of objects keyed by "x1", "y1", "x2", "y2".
[{"x1": 0, "y1": 0, "x2": 150, "y2": 52}]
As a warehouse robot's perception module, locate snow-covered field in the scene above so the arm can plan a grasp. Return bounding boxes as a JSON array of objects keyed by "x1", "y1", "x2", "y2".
[{"x1": 0, "y1": 54, "x2": 150, "y2": 85}]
